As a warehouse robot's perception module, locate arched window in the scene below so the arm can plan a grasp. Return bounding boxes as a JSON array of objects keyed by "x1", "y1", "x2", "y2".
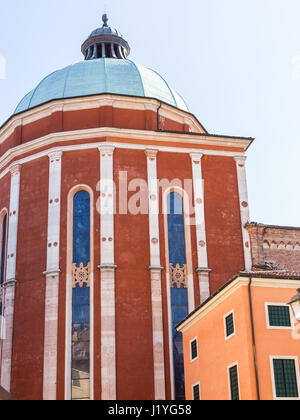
[
  {"x1": 167, "y1": 192, "x2": 189, "y2": 400},
  {"x1": 71, "y1": 191, "x2": 91, "y2": 401}
]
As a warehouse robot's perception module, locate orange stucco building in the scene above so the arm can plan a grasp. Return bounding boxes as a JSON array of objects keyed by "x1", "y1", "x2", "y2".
[{"x1": 177, "y1": 272, "x2": 300, "y2": 401}]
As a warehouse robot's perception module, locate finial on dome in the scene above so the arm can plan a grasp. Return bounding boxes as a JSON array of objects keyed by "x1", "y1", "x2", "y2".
[{"x1": 102, "y1": 14, "x2": 108, "y2": 27}]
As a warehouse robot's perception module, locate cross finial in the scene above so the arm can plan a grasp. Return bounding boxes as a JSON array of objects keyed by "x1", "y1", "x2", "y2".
[{"x1": 102, "y1": 14, "x2": 108, "y2": 27}]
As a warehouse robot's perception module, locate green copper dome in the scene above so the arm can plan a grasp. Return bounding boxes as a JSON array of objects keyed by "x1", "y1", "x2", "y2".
[
  {"x1": 14, "y1": 16, "x2": 188, "y2": 115},
  {"x1": 14, "y1": 59, "x2": 188, "y2": 115}
]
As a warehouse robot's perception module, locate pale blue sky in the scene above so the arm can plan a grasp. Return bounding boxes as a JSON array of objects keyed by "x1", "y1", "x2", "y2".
[{"x1": 0, "y1": 0, "x2": 299, "y2": 226}]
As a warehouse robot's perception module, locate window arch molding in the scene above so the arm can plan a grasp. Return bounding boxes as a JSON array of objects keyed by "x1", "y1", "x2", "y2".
[{"x1": 65, "y1": 185, "x2": 94, "y2": 401}]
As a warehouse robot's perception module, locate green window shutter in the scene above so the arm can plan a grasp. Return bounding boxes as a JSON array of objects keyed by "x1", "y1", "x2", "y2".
[
  {"x1": 191, "y1": 339, "x2": 198, "y2": 360},
  {"x1": 268, "y1": 306, "x2": 291, "y2": 327},
  {"x1": 225, "y1": 313, "x2": 235, "y2": 337},
  {"x1": 193, "y1": 384, "x2": 200, "y2": 400},
  {"x1": 229, "y1": 365, "x2": 240, "y2": 401},
  {"x1": 273, "y1": 359, "x2": 299, "y2": 398}
]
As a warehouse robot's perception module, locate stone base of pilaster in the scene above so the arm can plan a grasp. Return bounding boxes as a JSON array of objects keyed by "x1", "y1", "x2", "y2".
[
  {"x1": 99, "y1": 264, "x2": 117, "y2": 400},
  {"x1": 0, "y1": 280, "x2": 17, "y2": 392},
  {"x1": 148, "y1": 266, "x2": 166, "y2": 400},
  {"x1": 43, "y1": 271, "x2": 60, "y2": 400}
]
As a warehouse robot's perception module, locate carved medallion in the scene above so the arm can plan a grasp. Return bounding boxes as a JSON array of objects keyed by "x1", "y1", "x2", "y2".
[
  {"x1": 72, "y1": 262, "x2": 90, "y2": 289},
  {"x1": 170, "y1": 263, "x2": 188, "y2": 289}
]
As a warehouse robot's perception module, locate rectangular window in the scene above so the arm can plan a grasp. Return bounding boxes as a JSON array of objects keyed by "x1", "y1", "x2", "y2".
[
  {"x1": 190, "y1": 338, "x2": 198, "y2": 361},
  {"x1": 273, "y1": 359, "x2": 299, "y2": 399},
  {"x1": 229, "y1": 364, "x2": 240, "y2": 401},
  {"x1": 225, "y1": 312, "x2": 235, "y2": 338},
  {"x1": 193, "y1": 383, "x2": 200, "y2": 400},
  {"x1": 268, "y1": 305, "x2": 291, "y2": 328}
]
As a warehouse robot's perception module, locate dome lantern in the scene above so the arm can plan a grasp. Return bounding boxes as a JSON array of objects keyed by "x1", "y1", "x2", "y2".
[{"x1": 81, "y1": 14, "x2": 130, "y2": 60}]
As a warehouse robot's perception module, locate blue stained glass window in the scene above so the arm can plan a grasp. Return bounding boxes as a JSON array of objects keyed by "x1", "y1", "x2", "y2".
[
  {"x1": 168, "y1": 192, "x2": 189, "y2": 400},
  {"x1": 72, "y1": 191, "x2": 91, "y2": 400}
]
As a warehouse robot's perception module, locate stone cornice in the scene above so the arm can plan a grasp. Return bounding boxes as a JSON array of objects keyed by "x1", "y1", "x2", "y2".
[{"x1": 0, "y1": 127, "x2": 252, "y2": 177}]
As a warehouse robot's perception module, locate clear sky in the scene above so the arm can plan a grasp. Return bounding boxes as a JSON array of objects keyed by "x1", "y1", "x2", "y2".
[{"x1": 0, "y1": 0, "x2": 299, "y2": 226}]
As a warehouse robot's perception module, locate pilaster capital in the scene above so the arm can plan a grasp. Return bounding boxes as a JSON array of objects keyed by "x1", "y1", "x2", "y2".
[
  {"x1": 48, "y1": 151, "x2": 63, "y2": 161},
  {"x1": 98, "y1": 144, "x2": 116, "y2": 155},
  {"x1": 145, "y1": 149, "x2": 159, "y2": 159},
  {"x1": 190, "y1": 152, "x2": 204, "y2": 163},
  {"x1": 234, "y1": 155, "x2": 247, "y2": 165},
  {"x1": 9, "y1": 164, "x2": 21, "y2": 176}
]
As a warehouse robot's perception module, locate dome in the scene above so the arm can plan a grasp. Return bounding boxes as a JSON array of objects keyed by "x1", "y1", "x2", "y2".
[
  {"x1": 14, "y1": 15, "x2": 189, "y2": 116},
  {"x1": 14, "y1": 58, "x2": 188, "y2": 115},
  {"x1": 89, "y1": 26, "x2": 123, "y2": 38}
]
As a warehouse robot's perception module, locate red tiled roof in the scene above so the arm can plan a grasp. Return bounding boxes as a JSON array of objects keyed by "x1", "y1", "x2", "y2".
[{"x1": 241, "y1": 270, "x2": 300, "y2": 280}]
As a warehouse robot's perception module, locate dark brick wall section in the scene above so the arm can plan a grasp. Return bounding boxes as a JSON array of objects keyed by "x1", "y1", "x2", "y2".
[{"x1": 247, "y1": 223, "x2": 300, "y2": 271}]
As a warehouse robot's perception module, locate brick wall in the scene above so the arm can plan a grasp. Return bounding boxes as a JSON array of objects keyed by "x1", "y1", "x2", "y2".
[{"x1": 247, "y1": 223, "x2": 300, "y2": 271}]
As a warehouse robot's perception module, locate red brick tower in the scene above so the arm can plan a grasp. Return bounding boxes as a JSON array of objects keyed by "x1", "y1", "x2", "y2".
[{"x1": 0, "y1": 16, "x2": 253, "y2": 400}]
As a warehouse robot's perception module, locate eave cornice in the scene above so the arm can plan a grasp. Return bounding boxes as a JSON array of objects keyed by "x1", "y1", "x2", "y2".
[{"x1": 0, "y1": 126, "x2": 253, "y2": 175}]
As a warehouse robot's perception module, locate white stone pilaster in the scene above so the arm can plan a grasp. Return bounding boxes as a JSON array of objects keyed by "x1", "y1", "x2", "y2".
[
  {"x1": 1, "y1": 164, "x2": 21, "y2": 392},
  {"x1": 234, "y1": 156, "x2": 252, "y2": 271},
  {"x1": 43, "y1": 151, "x2": 62, "y2": 400},
  {"x1": 145, "y1": 149, "x2": 166, "y2": 401},
  {"x1": 190, "y1": 154, "x2": 211, "y2": 303},
  {"x1": 98, "y1": 144, "x2": 117, "y2": 400}
]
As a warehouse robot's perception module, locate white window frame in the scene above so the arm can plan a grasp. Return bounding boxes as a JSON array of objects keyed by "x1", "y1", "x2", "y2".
[
  {"x1": 227, "y1": 361, "x2": 241, "y2": 401},
  {"x1": 192, "y1": 381, "x2": 201, "y2": 400},
  {"x1": 265, "y1": 303, "x2": 293, "y2": 330},
  {"x1": 190, "y1": 336, "x2": 198, "y2": 363},
  {"x1": 270, "y1": 356, "x2": 300, "y2": 401},
  {"x1": 224, "y1": 309, "x2": 235, "y2": 341}
]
